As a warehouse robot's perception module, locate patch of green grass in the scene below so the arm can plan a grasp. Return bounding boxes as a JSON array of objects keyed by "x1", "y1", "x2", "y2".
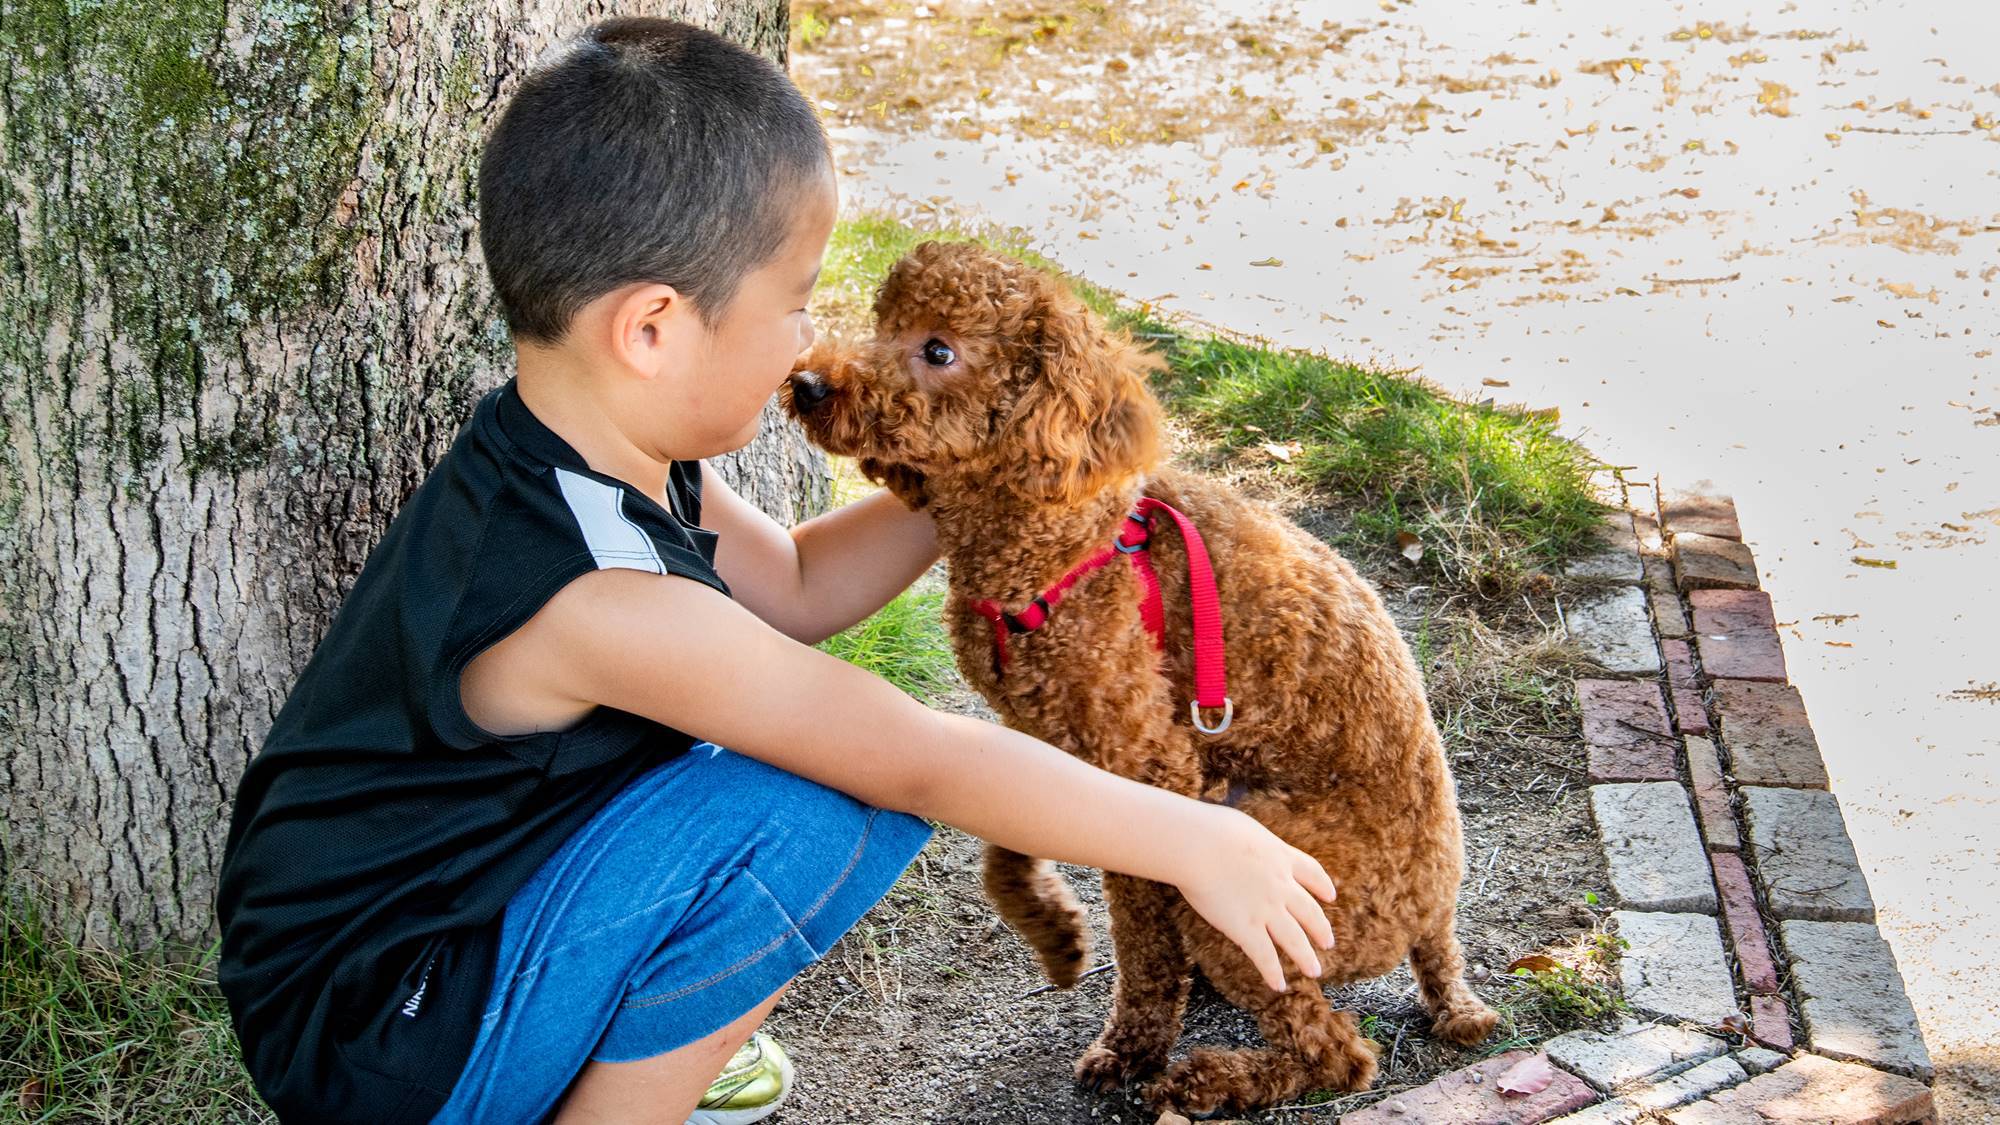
[
  {"x1": 1146, "y1": 328, "x2": 1606, "y2": 595},
  {"x1": 816, "y1": 584, "x2": 959, "y2": 703},
  {"x1": 815, "y1": 212, "x2": 1605, "y2": 596},
  {"x1": 0, "y1": 884, "x2": 261, "y2": 1123}
]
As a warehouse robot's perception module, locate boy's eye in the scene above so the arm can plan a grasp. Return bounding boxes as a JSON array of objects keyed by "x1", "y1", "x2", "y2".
[{"x1": 921, "y1": 339, "x2": 956, "y2": 366}]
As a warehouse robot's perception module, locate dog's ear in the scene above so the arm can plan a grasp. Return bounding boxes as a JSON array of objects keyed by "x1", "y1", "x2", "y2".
[
  {"x1": 1007, "y1": 281, "x2": 1165, "y2": 504},
  {"x1": 858, "y1": 457, "x2": 930, "y2": 510}
]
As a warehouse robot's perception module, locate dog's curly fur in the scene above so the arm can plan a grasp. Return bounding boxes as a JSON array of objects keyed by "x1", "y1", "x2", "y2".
[{"x1": 786, "y1": 241, "x2": 1496, "y2": 1116}]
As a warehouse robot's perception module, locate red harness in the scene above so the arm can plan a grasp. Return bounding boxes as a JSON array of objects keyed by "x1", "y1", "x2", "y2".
[{"x1": 967, "y1": 497, "x2": 1234, "y2": 734}]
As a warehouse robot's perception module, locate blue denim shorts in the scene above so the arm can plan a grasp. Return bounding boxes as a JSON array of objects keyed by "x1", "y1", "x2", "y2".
[{"x1": 429, "y1": 742, "x2": 932, "y2": 1123}]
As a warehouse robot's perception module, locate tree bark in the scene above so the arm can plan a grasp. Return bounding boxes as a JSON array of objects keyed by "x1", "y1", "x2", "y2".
[{"x1": 0, "y1": 0, "x2": 821, "y2": 948}]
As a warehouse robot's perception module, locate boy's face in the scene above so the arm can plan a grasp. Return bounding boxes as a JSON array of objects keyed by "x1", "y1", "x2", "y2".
[{"x1": 674, "y1": 163, "x2": 839, "y2": 457}]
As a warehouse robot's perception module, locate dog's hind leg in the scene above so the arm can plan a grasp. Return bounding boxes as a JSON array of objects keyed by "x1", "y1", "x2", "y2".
[
  {"x1": 1145, "y1": 936, "x2": 1378, "y2": 1116},
  {"x1": 1409, "y1": 925, "x2": 1498, "y2": 1045},
  {"x1": 1074, "y1": 873, "x2": 1192, "y2": 1092},
  {"x1": 982, "y1": 844, "x2": 1091, "y2": 988}
]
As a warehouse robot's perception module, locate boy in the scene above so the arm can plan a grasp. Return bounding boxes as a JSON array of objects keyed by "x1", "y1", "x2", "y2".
[{"x1": 215, "y1": 18, "x2": 1337, "y2": 1125}]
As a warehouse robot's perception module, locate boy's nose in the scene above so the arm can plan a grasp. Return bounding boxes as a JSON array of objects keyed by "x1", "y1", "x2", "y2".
[{"x1": 788, "y1": 372, "x2": 832, "y2": 412}]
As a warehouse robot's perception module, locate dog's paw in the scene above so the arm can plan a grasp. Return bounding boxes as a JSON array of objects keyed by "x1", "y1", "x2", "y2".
[
  {"x1": 1143, "y1": 1049, "x2": 1248, "y2": 1118},
  {"x1": 1322, "y1": 1029, "x2": 1381, "y2": 1092},
  {"x1": 1432, "y1": 1001, "x2": 1500, "y2": 1046},
  {"x1": 1073, "y1": 1044, "x2": 1130, "y2": 1094}
]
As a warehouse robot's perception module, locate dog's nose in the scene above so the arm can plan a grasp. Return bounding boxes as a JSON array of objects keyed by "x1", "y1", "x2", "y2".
[{"x1": 788, "y1": 371, "x2": 832, "y2": 412}]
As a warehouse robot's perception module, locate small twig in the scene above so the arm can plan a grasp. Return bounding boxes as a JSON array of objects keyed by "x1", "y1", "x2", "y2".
[
  {"x1": 1648, "y1": 270, "x2": 1744, "y2": 284},
  {"x1": 1020, "y1": 961, "x2": 1115, "y2": 997},
  {"x1": 1473, "y1": 845, "x2": 1503, "y2": 895},
  {"x1": 816, "y1": 989, "x2": 860, "y2": 1033}
]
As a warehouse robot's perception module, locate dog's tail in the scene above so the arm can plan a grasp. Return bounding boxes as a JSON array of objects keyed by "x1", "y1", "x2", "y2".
[
  {"x1": 982, "y1": 845, "x2": 1092, "y2": 988},
  {"x1": 1409, "y1": 925, "x2": 1500, "y2": 1046}
]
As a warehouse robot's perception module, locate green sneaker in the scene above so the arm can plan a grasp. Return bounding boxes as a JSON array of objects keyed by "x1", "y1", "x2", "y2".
[{"x1": 687, "y1": 1032, "x2": 794, "y2": 1125}]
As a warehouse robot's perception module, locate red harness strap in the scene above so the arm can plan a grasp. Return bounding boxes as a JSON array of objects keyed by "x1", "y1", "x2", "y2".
[{"x1": 968, "y1": 498, "x2": 1233, "y2": 734}]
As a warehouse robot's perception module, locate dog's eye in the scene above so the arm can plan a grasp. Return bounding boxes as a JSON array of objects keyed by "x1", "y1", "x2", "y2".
[{"x1": 921, "y1": 339, "x2": 956, "y2": 367}]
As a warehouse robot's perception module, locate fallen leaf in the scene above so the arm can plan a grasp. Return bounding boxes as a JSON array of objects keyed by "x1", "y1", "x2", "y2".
[
  {"x1": 1720, "y1": 1011, "x2": 1752, "y2": 1038},
  {"x1": 1507, "y1": 953, "x2": 1561, "y2": 974},
  {"x1": 1250, "y1": 256, "x2": 1284, "y2": 267},
  {"x1": 1155, "y1": 1113, "x2": 1192, "y2": 1125},
  {"x1": 1261, "y1": 442, "x2": 1300, "y2": 463},
  {"x1": 1826, "y1": 640, "x2": 1853, "y2": 648},
  {"x1": 1396, "y1": 530, "x2": 1424, "y2": 562},
  {"x1": 1852, "y1": 556, "x2": 1898, "y2": 569},
  {"x1": 18, "y1": 1078, "x2": 44, "y2": 1114},
  {"x1": 1482, "y1": 377, "x2": 1511, "y2": 387},
  {"x1": 1496, "y1": 1053, "x2": 1557, "y2": 1096}
]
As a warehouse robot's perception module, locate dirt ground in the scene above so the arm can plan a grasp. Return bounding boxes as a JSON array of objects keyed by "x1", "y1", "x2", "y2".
[{"x1": 766, "y1": 464, "x2": 1615, "y2": 1123}]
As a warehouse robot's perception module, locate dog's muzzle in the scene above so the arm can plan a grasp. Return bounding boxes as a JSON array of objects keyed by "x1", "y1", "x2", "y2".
[{"x1": 787, "y1": 371, "x2": 832, "y2": 413}]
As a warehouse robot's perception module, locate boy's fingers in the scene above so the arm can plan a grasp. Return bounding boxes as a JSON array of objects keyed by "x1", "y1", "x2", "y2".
[
  {"x1": 1290, "y1": 885, "x2": 1337, "y2": 951},
  {"x1": 1272, "y1": 916, "x2": 1323, "y2": 982},
  {"x1": 1241, "y1": 928, "x2": 1288, "y2": 992},
  {"x1": 1297, "y1": 851, "x2": 1337, "y2": 904}
]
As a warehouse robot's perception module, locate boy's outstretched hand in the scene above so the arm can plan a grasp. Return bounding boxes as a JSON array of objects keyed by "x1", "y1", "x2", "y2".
[{"x1": 1172, "y1": 805, "x2": 1338, "y2": 992}]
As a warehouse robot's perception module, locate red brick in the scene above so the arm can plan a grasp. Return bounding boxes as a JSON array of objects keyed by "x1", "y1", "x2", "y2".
[
  {"x1": 1341, "y1": 1050, "x2": 1597, "y2": 1124},
  {"x1": 1712, "y1": 853, "x2": 1780, "y2": 992},
  {"x1": 1666, "y1": 1054, "x2": 1933, "y2": 1125},
  {"x1": 1686, "y1": 736, "x2": 1740, "y2": 852},
  {"x1": 1712, "y1": 680, "x2": 1828, "y2": 789},
  {"x1": 1580, "y1": 679, "x2": 1678, "y2": 782},
  {"x1": 1660, "y1": 637, "x2": 1712, "y2": 735},
  {"x1": 1689, "y1": 589, "x2": 1789, "y2": 683},
  {"x1": 1663, "y1": 489, "x2": 1744, "y2": 541},
  {"x1": 1674, "y1": 532, "x2": 1759, "y2": 590},
  {"x1": 1751, "y1": 993, "x2": 1795, "y2": 1052}
]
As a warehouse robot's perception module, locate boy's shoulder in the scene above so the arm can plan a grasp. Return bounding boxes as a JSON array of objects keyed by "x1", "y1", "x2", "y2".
[{"x1": 274, "y1": 379, "x2": 729, "y2": 754}]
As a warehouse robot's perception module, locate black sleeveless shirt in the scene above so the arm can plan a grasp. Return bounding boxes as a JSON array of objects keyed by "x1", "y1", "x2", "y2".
[{"x1": 216, "y1": 379, "x2": 730, "y2": 1122}]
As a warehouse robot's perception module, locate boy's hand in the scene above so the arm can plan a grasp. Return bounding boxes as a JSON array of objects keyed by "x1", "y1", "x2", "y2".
[{"x1": 1172, "y1": 806, "x2": 1338, "y2": 992}]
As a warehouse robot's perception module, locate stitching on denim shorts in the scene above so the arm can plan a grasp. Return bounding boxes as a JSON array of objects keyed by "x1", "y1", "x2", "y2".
[{"x1": 618, "y1": 809, "x2": 879, "y2": 1010}]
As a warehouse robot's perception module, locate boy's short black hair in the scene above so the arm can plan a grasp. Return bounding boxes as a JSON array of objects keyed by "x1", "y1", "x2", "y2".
[{"x1": 479, "y1": 18, "x2": 830, "y2": 344}]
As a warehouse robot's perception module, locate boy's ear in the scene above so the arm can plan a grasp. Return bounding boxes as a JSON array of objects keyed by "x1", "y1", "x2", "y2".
[{"x1": 602, "y1": 282, "x2": 690, "y2": 379}]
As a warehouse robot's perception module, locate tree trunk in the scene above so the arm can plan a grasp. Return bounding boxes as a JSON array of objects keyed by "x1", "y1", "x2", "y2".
[{"x1": 0, "y1": 0, "x2": 821, "y2": 949}]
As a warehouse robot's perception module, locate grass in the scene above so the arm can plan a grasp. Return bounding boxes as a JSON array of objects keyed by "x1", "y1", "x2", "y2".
[
  {"x1": 0, "y1": 884, "x2": 261, "y2": 1124},
  {"x1": 815, "y1": 582, "x2": 958, "y2": 704},
  {"x1": 813, "y1": 210, "x2": 1607, "y2": 597},
  {"x1": 1487, "y1": 917, "x2": 1631, "y2": 1050}
]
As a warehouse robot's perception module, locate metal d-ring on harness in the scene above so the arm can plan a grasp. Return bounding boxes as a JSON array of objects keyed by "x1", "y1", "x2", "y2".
[{"x1": 968, "y1": 497, "x2": 1235, "y2": 735}]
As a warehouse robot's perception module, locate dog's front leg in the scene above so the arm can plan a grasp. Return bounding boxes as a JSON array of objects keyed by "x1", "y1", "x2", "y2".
[{"x1": 1074, "y1": 871, "x2": 1192, "y2": 1092}]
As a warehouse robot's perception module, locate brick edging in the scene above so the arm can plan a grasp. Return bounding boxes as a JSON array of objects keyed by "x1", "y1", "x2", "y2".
[{"x1": 1330, "y1": 479, "x2": 1939, "y2": 1123}]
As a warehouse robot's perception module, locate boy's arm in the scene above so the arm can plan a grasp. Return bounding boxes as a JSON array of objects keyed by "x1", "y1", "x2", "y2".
[
  {"x1": 509, "y1": 566, "x2": 1337, "y2": 992},
  {"x1": 699, "y1": 462, "x2": 938, "y2": 644}
]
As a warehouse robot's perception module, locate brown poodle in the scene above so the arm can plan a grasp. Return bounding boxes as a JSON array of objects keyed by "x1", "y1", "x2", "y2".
[{"x1": 784, "y1": 240, "x2": 1496, "y2": 1116}]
